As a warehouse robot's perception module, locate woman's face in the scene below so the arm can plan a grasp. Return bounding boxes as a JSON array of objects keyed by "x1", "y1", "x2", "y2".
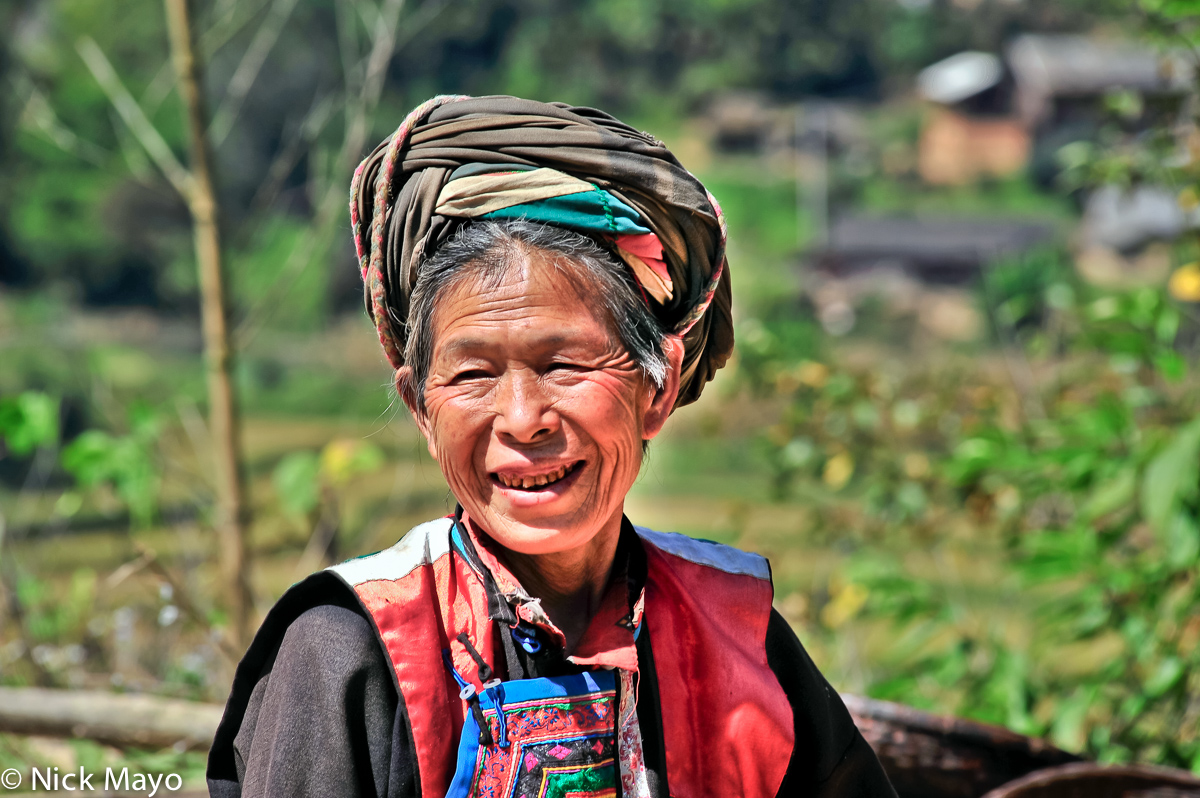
[{"x1": 404, "y1": 248, "x2": 679, "y2": 557}]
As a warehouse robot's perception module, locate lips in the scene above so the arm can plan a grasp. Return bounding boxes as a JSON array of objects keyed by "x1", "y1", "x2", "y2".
[{"x1": 493, "y1": 461, "x2": 581, "y2": 490}]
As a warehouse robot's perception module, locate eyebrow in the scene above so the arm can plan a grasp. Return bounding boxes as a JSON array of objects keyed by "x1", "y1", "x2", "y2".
[{"x1": 438, "y1": 332, "x2": 580, "y2": 359}]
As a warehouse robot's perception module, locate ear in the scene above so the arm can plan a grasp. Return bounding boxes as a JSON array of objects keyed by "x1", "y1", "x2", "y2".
[
  {"x1": 396, "y1": 366, "x2": 438, "y2": 461},
  {"x1": 643, "y1": 334, "x2": 684, "y2": 441}
]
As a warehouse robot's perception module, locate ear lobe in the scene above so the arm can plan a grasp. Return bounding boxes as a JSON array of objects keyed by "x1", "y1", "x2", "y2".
[
  {"x1": 643, "y1": 335, "x2": 684, "y2": 441},
  {"x1": 396, "y1": 367, "x2": 433, "y2": 442}
]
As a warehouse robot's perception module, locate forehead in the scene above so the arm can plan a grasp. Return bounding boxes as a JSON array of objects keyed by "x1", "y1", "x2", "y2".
[{"x1": 431, "y1": 247, "x2": 617, "y2": 355}]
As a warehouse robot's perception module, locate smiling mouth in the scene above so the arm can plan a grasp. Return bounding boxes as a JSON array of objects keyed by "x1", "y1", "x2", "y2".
[{"x1": 493, "y1": 461, "x2": 581, "y2": 490}]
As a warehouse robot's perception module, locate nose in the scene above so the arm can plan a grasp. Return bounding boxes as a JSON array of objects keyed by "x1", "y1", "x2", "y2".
[{"x1": 492, "y1": 370, "x2": 559, "y2": 444}]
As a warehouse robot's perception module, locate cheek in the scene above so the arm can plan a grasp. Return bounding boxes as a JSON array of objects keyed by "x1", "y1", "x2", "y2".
[
  {"x1": 557, "y1": 378, "x2": 647, "y2": 462},
  {"x1": 423, "y1": 393, "x2": 492, "y2": 467},
  {"x1": 558, "y1": 372, "x2": 645, "y2": 422}
]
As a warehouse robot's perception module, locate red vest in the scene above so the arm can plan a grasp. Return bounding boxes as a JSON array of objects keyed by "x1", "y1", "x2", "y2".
[{"x1": 328, "y1": 518, "x2": 794, "y2": 798}]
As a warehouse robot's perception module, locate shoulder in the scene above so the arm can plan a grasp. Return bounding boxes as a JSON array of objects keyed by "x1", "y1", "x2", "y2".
[
  {"x1": 327, "y1": 516, "x2": 455, "y2": 587},
  {"x1": 207, "y1": 572, "x2": 396, "y2": 789},
  {"x1": 276, "y1": 603, "x2": 381, "y2": 675},
  {"x1": 633, "y1": 525, "x2": 771, "y2": 581}
]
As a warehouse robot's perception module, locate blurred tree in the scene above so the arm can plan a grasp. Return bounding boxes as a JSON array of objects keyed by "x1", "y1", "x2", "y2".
[
  {"x1": 164, "y1": 0, "x2": 252, "y2": 647},
  {"x1": 0, "y1": 2, "x2": 31, "y2": 287},
  {"x1": 0, "y1": 0, "x2": 1134, "y2": 313}
]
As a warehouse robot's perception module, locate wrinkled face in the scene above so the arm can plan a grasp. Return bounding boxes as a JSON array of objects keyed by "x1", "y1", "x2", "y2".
[{"x1": 405, "y1": 247, "x2": 676, "y2": 556}]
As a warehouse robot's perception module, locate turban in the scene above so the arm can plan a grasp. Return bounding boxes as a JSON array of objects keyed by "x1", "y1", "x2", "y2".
[{"x1": 349, "y1": 95, "x2": 733, "y2": 408}]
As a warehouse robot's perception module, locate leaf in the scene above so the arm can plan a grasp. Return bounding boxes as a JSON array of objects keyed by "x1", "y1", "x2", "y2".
[
  {"x1": 0, "y1": 391, "x2": 60, "y2": 456},
  {"x1": 1165, "y1": 512, "x2": 1200, "y2": 571},
  {"x1": 61, "y1": 427, "x2": 160, "y2": 527},
  {"x1": 61, "y1": 430, "x2": 121, "y2": 486},
  {"x1": 1144, "y1": 656, "x2": 1185, "y2": 698},
  {"x1": 780, "y1": 437, "x2": 815, "y2": 468},
  {"x1": 273, "y1": 451, "x2": 321, "y2": 519},
  {"x1": 1050, "y1": 687, "x2": 1097, "y2": 753},
  {"x1": 1081, "y1": 468, "x2": 1137, "y2": 521},
  {"x1": 1154, "y1": 350, "x2": 1186, "y2": 383},
  {"x1": 1141, "y1": 417, "x2": 1200, "y2": 533}
]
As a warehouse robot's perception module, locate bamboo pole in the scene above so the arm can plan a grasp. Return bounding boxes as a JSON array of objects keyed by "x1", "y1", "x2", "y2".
[{"x1": 164, "y1": 0, "x2": 251, "y2": 649}]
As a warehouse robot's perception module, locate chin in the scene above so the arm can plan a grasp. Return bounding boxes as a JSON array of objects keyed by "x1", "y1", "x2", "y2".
[{"x1": 479, "y1": 513, "x2": 597, "y2": 556}]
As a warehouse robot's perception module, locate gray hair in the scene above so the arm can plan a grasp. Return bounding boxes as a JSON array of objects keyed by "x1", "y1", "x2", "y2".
[{"x1": 400, "y1": 219, "x2": 668, "y2": 410}]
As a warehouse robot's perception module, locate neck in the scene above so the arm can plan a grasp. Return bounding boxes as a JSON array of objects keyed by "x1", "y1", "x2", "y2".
[{"x1": 469, "y1": 510, "x2": 624, "y2": 655}]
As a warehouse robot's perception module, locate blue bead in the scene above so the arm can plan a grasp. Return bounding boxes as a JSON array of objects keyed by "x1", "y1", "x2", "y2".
[{"x1": 511, "y1": 626, "x2": 542, "y2": 654}]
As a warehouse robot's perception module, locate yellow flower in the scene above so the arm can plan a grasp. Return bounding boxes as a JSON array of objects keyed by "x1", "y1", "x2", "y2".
[
  {"x1": 320, "y1": 439, "x2": 384, "y2": 485},
  {"x1": 822, "y1": 451, "x2": 854, "y2": 490},
  {"x1": 821, "y1": 581, "x2": 869, "y2": 629},
  {"x1": 1169, "y1": 263, "x2": 1200, "y2": 302},
  {"x1": 797, "y1": 360, "x2": 830, "y2": 389},
  {"x1": 1178, "y1": 187, "x2": 1200, "y2": 211},
  {"x1": 903, "y1": 452, "x2": 930, "y2": 479}
]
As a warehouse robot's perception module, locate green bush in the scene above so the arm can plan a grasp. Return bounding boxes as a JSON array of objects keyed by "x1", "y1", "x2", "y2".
[{"x1": 762, "y1": 253, "x2": 1200, "y2": 769}]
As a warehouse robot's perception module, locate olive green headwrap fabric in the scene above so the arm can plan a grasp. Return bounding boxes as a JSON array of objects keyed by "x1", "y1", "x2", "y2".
[{"x1": 349, "y1": 94, "x2": 733, "y2": 408}]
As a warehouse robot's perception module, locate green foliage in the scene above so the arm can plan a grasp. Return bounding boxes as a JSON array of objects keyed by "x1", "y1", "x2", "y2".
[
  {"x1": 760, "y1": 250, "x2": 1200, "y2": 768},
  {"x1": 273, "y1": 451, "x2": 321, "y2": 520},
  {"x1": 272, "y1": 439, "x2": 386, "y2": 520},
  {"x1": 16, "y1": 568, "x2": 97, "y2": 643},
  {"x1": 0, "y1": 391, "x2": 60, "y2": 456},
  {"x1": 60, "y1": 403, "x2": 162, "y2": 527},
  {"x1": 982, "y1": 247, "x2": 1076, "y2": 329},
  {"x1": 229, "y1": 219, "x2": 328, "y2": 331}
]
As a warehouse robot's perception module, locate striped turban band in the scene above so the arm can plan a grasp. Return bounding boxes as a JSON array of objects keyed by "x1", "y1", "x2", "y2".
[{"x1": 349, "y1": 94, "x2": 734, "y2": 408}]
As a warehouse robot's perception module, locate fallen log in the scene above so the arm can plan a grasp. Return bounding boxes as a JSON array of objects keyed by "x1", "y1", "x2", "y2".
[{"x1": 0, "y1": 687, "x2": 223, "y2": 751}]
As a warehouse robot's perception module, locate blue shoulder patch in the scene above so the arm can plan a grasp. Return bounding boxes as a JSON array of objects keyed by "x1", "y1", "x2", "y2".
[{"x1": 634, "y1": 526, "x2": 771, "y2": 581}]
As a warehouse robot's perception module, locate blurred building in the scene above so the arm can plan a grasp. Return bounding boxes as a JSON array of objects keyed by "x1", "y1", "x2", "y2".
[
  {"x1": 916, "y1": 35, "x2": 1191, "y2": 187},
  {"x1": 917, "y1": 51, "x2": 1030, "y2": 186}
]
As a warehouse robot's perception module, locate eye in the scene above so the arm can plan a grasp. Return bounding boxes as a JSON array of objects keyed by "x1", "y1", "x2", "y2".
[
  {"x1": 546, "y1": 361, "x2": 586, "y2": 374},
  {"x1": 453, "y1": 368, "x2": 493, "y2": 382}
]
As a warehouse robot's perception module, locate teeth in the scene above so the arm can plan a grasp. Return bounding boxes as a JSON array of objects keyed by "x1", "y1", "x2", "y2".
[{"x1": 498, "y1": 463, "x2": 574, "y2": 490}]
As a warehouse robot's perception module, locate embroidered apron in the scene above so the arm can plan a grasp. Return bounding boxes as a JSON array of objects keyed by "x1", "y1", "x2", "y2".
[{"x1": 445, "y1": 658, "x2": 619, "y2": 798}]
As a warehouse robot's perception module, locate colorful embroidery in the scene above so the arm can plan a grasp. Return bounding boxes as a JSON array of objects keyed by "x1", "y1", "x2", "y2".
[{"x1": 468, "y1": 690, "x2": 618, "y2": 798}]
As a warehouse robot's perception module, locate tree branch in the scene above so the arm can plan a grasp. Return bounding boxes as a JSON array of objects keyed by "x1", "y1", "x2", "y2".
[
  {"x1": 236, "y1": 0, "x2": 447, "y2": 351},
  {"x1": 135, "y1": 545, "x2": 241, "y2": 665},
  {"x1": 75, "y1": 36, "x2": 195, "y2": 200},
  {"x1": 244, "y1": 90, "x2": 338, "y2": 223},
  {"x1": 163, "y1": 0, "x2": 253, "y2": 650},
  {"x1": 207, "y1": 0, "x2": 302, "y2": 148},
  {"x1": 12, "y1": 76, "x2": 110, "y2": 166},
  {"x1": 342, "y1": 0, "x2": 408, "y2": 169},
  {"x1": 141, "y1": 0, "x2": 274, "y2": 115}
]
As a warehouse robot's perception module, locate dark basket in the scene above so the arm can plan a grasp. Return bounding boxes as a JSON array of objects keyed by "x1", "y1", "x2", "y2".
[
  {"x1": 982, "y1": 762, "x2": 1200, "y2": 798},
  {"x1": 843, "y1": 694, "x2": 1081, "y2": 798}
]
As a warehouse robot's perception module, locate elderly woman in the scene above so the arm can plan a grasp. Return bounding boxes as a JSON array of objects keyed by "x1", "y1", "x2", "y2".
[{"x1": 207, "y1": 96, "x2": 895, "y2": 798}]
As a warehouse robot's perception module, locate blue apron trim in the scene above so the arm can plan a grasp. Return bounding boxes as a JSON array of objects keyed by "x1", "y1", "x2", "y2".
[{"x1": 445, "y1": 668, "x2": 618, "y2": 798}]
